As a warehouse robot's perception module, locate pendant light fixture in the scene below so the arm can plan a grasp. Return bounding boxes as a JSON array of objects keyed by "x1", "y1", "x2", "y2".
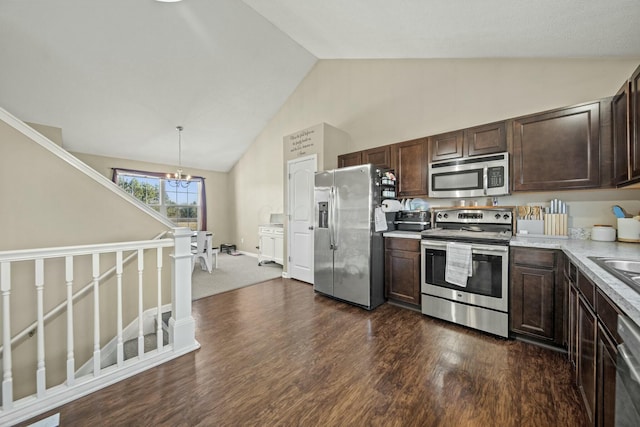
[{"x1": 167, "y1": 125, "x2": 191, "y2": 188}]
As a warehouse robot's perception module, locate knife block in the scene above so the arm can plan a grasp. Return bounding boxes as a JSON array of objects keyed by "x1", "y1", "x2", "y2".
[{"x1": 544, "y1": 213, "x2": 568, "y2": 236}]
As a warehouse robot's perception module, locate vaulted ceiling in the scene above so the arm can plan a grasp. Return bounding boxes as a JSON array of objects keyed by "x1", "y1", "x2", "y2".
[{"x1": 2, "y1": 0, "x2": 639, "y2": 172}]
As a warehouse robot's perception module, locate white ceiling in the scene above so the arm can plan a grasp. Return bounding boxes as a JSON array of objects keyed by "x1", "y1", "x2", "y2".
[{"x1": 2, "y1": 0, "x2": 639, "y2": 172}]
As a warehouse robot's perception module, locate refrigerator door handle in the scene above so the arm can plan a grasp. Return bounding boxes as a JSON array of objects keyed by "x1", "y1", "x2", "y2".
[
  {"x1": 328, "y1": 186, "x2": 335, "y2": 249},
  {"x1": 332, "y1": 186, "x2": 338, "y2": 249}
]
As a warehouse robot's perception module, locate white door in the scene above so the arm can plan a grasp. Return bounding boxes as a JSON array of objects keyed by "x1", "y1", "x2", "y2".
[{"x1": 287, "y1": 155, "x2": 316, "y2": 284}]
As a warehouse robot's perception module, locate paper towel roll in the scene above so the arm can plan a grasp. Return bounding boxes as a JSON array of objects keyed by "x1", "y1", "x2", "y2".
[{"x1": 381, "y1": 199, "x2": 402, "y2": 212}]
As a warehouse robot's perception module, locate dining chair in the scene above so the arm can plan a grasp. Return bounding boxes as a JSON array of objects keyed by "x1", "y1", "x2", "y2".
[{"x1": 192, "y1": 231, "x2": 217, "y2": 273}]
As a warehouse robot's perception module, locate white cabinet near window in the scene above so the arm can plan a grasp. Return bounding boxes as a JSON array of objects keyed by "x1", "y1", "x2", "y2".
[{"x1": 258, "y1": 226, "x2": 284, "y2": 266}]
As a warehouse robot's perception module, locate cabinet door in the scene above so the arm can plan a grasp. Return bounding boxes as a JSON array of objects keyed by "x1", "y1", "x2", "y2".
[
  {"x1": 568, "y1": 280, "x2": 578, "y2": 372},
  {"x1": 597, "y1": 324, "x2": 618, "y2": 427},
  {"x1": 362, "y1": 146, "x2": 392, "y2": 169},
  {"x1": 385, "y1": 246, "x2": 421, "y2": 306},
  {"x1": 260, "y1": 234, "x2": 275, "y2": 260},
  {"x1": 631, "y1": 65, "x2": 640, "y2": 180},
  {"x1": 612, "y1": 82, "x2": 631, "y2": 185},
  {"x1": 393, "y1": 138, "x2": 429, "y2": 197},
  {"x1": 429, "y1": 130, "x2": 463, "y2": 162},
  {"x1": 512, "y1": 102, "x2": 600, "y2": 191},
  {"x1": 577, "y1": 295, "x2": 597, "y2": 425},
  {"x1": 465, "y1": 121, "x2": 507, "y2": 157},
  {"x1": 338, "y1": 152, "x2": 363, "y2": 168},
  {"x1": 510, "y1": 265, "x2": 555, "y2": 341},
  {"x1": 274, "y1": 233, "x2": 284, "y2": 265}
]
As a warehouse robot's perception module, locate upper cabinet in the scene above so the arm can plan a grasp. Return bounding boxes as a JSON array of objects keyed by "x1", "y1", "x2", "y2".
[
  {"x1": 392, "y1": 137, "x2": 429, "y2": 197},
  {"x1": 337, "y1": 151, "x2": 363, "y2": 168},
  {"x1": 612, "y1": 81, "x2": 631, "y2": 185},
  {"x1": 512, "y1": 102, "x2": 601, "y2": 192},
  {"x1": 362, "y1": 145, "x2": 392, "y2": 169},
  {"x1": 429, "y1": 121, "x2": 506, "y2": 162},
  {"x1": 632, "y1": 66, "x2": 640, "y2": 181},
  {"x1": 611, "y1": 64, "x2": 640, "y2": 187},
  {"x1": 337, "y1": 145, "x2": 392, "y2": 169},
  {"x1": 429, "y1": 130, "x2": 463, "y2": 161}
]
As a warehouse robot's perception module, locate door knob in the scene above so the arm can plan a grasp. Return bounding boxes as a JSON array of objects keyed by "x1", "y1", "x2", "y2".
[{"x1": 308, "y1": 226, "x2": 314, "y2": 230}]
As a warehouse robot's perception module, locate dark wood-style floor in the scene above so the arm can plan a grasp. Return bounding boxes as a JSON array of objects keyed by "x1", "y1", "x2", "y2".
[{"x1": 21, "y1": 278, "x2": 587, "y2": 427}]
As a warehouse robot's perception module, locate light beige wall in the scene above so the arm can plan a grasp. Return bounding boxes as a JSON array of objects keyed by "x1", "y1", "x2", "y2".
[
  {"x1": 74, "y1": 152, "x2": 231, "y2": 248},
  {"x1": 229, "y1": 58, "x2": 640, "y2": 262}
]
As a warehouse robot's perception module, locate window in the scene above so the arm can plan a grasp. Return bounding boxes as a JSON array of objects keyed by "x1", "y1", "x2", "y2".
[{"x1": 113, "y1": 169, "x2": 206, "y2": 231}]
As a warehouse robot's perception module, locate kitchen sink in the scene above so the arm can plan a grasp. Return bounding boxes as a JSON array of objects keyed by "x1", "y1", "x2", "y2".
[
  {"x1": 589, "y1": 256, "x2": 640, "y2": 294},
  {"x1": 602, "y1": 259, "x2": 640, "y2": 274}
]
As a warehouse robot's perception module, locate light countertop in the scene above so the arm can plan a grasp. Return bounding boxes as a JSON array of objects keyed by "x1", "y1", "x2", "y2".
[
  {"x1": 511, "y1": 236, "x2": 640, "y2": 325},
  {"x1": 382, "y1": 230, "x2": 422, "y2": 239}
]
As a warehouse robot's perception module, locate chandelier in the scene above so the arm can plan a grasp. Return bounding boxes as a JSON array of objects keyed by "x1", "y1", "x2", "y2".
[{"x1": 167, "y1": 125, "x2": 191, "y2": 188}]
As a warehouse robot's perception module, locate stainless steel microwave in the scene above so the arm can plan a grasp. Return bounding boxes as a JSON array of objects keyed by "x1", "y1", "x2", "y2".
[{"x1": 428, "y1": 152, "x2": 509, "y2": 198}]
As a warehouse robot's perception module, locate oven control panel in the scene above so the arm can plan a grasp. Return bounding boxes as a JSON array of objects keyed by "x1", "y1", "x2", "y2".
[{"x1": 434, "y1": 208, "x2": 512, "y2": 225}]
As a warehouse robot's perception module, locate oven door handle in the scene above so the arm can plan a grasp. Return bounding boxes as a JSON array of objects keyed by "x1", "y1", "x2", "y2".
[{"x1": 421, "y1": 240, "x2": 509, "y2": 253}]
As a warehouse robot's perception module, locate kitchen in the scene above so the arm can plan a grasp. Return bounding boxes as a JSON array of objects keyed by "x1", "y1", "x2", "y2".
[{"x1": 303, "y1": 62, "x2": 640, "y2": 426}]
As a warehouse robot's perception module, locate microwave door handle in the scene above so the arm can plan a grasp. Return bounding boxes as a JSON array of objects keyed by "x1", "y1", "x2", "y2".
[{"x1": 483, "y1": 165, "x2": 488, "y2": 196}]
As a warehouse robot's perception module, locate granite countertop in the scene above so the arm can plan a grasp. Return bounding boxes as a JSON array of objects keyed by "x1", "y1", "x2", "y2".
[
  {"x1": 511, "y1": 236, "x2": 640, "y2": 325},
  {"x1": 382, "y1": 230, "x2": 423, "y2": 239}
]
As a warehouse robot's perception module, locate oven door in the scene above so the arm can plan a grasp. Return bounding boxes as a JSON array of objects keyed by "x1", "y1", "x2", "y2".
[{"x1": 421, "y1": 239, "x2": 509, "y2": 312}]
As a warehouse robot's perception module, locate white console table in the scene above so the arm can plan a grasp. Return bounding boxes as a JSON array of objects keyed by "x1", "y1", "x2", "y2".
[{"x1": 258, "y1": 225, "x2": 283, "y2": 266}]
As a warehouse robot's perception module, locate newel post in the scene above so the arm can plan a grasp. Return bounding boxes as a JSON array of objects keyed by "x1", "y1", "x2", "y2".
[{"x1": 169, "y1": 227, "x2": 196, "y2": 351}]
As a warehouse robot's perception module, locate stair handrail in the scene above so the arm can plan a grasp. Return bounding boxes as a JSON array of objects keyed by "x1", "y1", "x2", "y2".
[{"x1": 0, "y1": 231, "x2": 170, "y2": 356}]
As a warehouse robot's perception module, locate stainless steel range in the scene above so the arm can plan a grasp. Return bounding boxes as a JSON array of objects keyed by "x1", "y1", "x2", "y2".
[{"x1": 420, "y1": 207, "x2": 513, "y2": 337}]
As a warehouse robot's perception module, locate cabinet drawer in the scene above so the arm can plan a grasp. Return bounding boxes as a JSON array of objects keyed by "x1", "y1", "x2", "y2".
[
  {"x1": 577, "y1": 271, "x2": 596, "y2": 307},
  {"x1": 385, "y1": 237, "x2": 420, "y2": 252},
  {"x1": 596, "y1": 289, "x2": 621, "y2": 343},
  {"x1": 512, "y1": 247, "x2": 556, "y2": 269}
]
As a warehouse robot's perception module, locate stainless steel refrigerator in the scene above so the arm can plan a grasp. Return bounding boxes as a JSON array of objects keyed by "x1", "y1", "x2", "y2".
[{"x1": 314, "y1": 164, "x2": 385, "y2": 310}]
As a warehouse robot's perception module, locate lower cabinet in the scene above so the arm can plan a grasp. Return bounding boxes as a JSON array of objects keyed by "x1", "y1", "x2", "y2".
[
  {"x1": 577, "y1": 291, "x2": 597, "y2": 425},
  {"x1": 566, "y1": 262, "x2": 622, "y2": 427},
  {"x1": 384, "y1": 237, "x2": 421, "y2": 307},
  {"x1": 509, "y1": 247, "x2": 564, "y2": 346},
  {"x1": 597, "y1": 324, "x2": 618, "y2": 427}
]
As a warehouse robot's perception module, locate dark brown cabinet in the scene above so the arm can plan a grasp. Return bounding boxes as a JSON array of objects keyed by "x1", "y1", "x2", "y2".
[
  {"x1": 615, "y1": 64, "x2": 640, "y2": 186},
  {"x1": 510, "y1": 247, "x2": 564, "y2": 346},
  {"x1": 512, "y1": 101, "x2": 601, "y2": 192},
  {"x1": 338, "y1": 146, "x2": 392, "y2": 169},
  {"x1": 632, "y1": 65, "x2": 640, "y2": 181},
  {"x1": 392, "y1": 137, "x2": 429, "y2": 197},
  {"x1": 337, "y1": 151, "x2": 362, "y2": 168},
  {"x1": 577, "y1": 290, "x2": 597, "y2": 425},
  {"x1": 429, "y1": 130, "x2": 463, "y2": 161},
  {"x1": 465, "y1": 121, "x2": 507, "y2": 157},
  {"x1": 384, "y1": 237, "x2": 421, "y2": 307},
  {"x1": 567, "y1": 265, "x2": 623, "y2": 427},
  {"x1": 429, "y1": 121, "x2": 506, "y2": 162},
  {"x1": 597, "y1": 324, "x2": 618, "y2": 427},
  {"x1": 612, "y1": 81, "x2": 631, "y2": 185},
  {"x1": 362, "y1": 146, "x2": 392, "y2": 169}
]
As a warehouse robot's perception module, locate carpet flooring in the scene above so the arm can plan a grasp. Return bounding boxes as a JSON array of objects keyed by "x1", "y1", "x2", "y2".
[{"x1": 191, "y1": 253, "x2": 283, "y2": 300}]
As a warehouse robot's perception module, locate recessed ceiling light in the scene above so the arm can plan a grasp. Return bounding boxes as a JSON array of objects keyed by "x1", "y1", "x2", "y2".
[{"x1": 156, "y1": 0, "x2": 182, "y2": 3}]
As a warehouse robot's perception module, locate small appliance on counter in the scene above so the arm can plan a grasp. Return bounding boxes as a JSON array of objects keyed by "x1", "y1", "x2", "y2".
[{"x1": 394, "y1": 210, "x2": 431, "y2": 231}]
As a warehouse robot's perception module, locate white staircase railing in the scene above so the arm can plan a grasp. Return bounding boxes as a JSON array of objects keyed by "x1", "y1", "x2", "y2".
[{"x1": 0, "y1": 227, "x2": 198, "y2": 426}]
